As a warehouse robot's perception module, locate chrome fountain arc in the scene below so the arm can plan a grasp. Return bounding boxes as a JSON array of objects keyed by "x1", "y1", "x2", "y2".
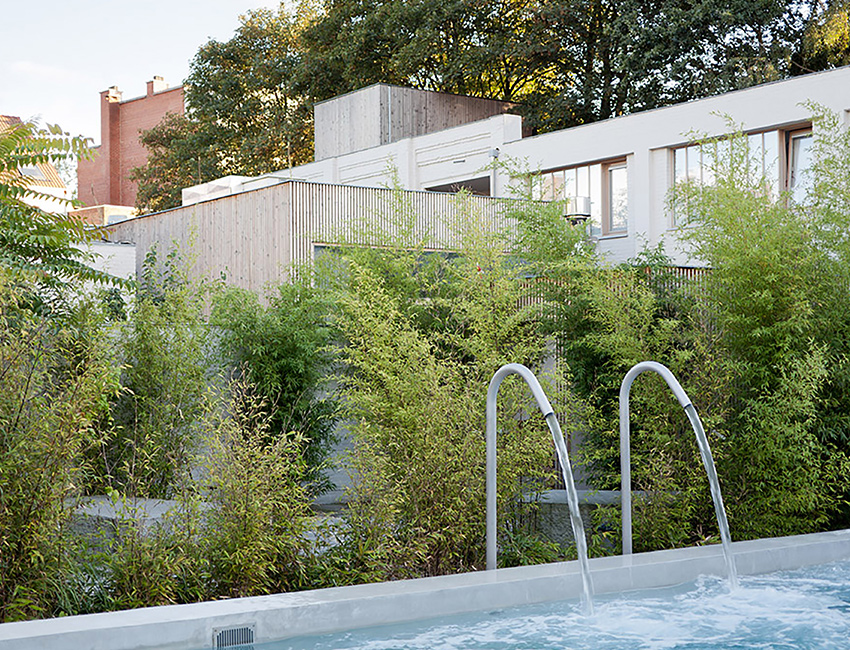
[
  {"x1": 486, "y1": 363, "x2": 594, "y2": 613},
  {"x1": 620, "y1": 361, "x2": 738, "y2": 589}
]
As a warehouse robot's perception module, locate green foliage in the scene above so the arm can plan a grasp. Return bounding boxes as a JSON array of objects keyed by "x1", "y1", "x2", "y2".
[
  {"x1": 96, "y1": 248, "x2": 209, "y2": 498},
  {"x1": 525, "y1": 0, "x2": 810, "y2": 131},
  {"x1": 297, "y1": 0, "x2": 550, "y2": 103},
  {"x1": 669, "y1": 118, "x2": 850, "y2": 534},
  {"x1": 674, "y1": 129, "x2": 825, "y2": 391},
  {"x1": 134, "y1": 1, "x2": 828, "y2": 211},
  {"x1": 133, "y1": 5, "x2": 316, "y2": 212},
  {"x1": 92, "y1": 502, "x2": 203, "y2": 612},
  {"x1": 517, "y1": 119, "x2": 850, "y2": 547},
  {"x1": 130, "y1": 113, "x2": 217, "y2": 214},
  {"x1": 794, "y1": 1, "x2": 850, "y2": 73},
  {"x1": 186, "y1": 6, "x2": 315, "y2": 175},
  {"x1": 0, "y1": 120, "x2": 120, "y2": 296},
  {"x1": 326, "y1": 195, "x2": 573, "y2": 578},
  {"x1": 300, "y1": 0, "x2": 814, "y2": 133},
  {"x1": 95, "y1": 378, "x2": 319, "y2": 608},
  {"x1": 723, "y1": 347, "x2": 844, "y2": 538},
  {"x1": 546, "y1": 114, "x2": 850, "y2": 551},
  {"x1": 11, "y1": 101, "x2": 850, "y2": 622},
  {"x1": 211, "y1": 277, "x2": 338, "y2": 494},
  {"x1": 196, "y1": 380, "x2": 316, "y2": 596},
  {"x1": 538, "y1": 249, "x2": 734, "y2": 552},
  {"x1": 498, "y1": 529, "x2": 571, "y2": 568},
  {"x1": 500, "y1": 158, "x2": 597, "y2": 270},
  {"x1": 0, "y1": 276, "x2": 119, "y2": 622}
]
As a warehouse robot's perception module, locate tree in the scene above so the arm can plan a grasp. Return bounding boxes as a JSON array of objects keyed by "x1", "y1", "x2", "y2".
[
  {"x1": 298, "y1": 0, "x2": 816, "y2": 133},
  {"x1": 525, "y1": 0, "x2": 815, "y2": 132},
  {"x1": 325, "y1": 194, "x2": 568, "y2": 577},
  {"x1": 297, "y1": 0, "x2": 551, "y2": 103},
  {"x1": 671, "y1": 118, "x2": 850, "y2": 535},
  {"x1": 0, "y1": 120, "x2": 117, "y2": 297},
  {"x1": 131, "y1": 113, "x2": 217, "y2": 214},
  {"x1": 133, "y1": 6, "x2": 316, "y2": 213},
  {"x1": 186, "y1": 6, "x2": 315, "y2": 176},
  {"x1": 210, "y1": 278, "x2": 339, "y2": 495},
  {"x1": 133, "y1": 0, "x2": 826, "y2": 212},
  {"x1": 793, "y1": 0, "x2": 850, "y2": 73}
]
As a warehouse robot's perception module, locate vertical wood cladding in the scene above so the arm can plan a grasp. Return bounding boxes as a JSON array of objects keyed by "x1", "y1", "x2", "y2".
[
  {"x1": 315, "y1": 84, "x2": 513, "y2": 161},
  {"x1": 107, "y1": 181, "x2": 511, "y2": 293}
]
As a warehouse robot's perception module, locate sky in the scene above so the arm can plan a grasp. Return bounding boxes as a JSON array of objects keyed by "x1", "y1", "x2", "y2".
[{"x1": 0, "y1": 0, "x2": 282, "y2": 145}]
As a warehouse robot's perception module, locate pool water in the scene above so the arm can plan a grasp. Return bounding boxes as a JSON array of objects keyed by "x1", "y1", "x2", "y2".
[{"x1": 268, "y1": 560, "x2": 850, "y2": 650}]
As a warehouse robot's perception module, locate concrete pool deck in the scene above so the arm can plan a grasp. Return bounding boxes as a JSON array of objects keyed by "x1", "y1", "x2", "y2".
[{"x1": 2, "y1": 529, "x2": 849, "y2": 650}]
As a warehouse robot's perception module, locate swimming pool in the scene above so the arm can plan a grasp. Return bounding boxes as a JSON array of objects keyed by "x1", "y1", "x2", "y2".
[
  {"x1": 277, "y1": 559, "x2": 850, "y2": 649},
  {"x1": 2, "y1": 530, "x2": 850, "y2": 650}
]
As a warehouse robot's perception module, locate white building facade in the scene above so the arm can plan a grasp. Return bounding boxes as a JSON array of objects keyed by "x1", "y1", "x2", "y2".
[{"x1": 183, "y1": 66, "x2": 850, "y2": 266}]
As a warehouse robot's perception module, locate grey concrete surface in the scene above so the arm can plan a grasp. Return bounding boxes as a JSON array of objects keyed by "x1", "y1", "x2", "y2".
[{"x1": 2, "y1": 529, "x2": 849, "y2": 650}]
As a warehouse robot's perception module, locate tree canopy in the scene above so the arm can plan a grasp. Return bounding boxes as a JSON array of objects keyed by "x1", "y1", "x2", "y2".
[
  {"x1": 130, "y1": 113, "x2": 216, "y2": 214},
  {"x1": 133, "y1": 0, "x2": 845, "y2": 213},
  {"x1": 133, "y1": 6, "x2": 315, "y2": 214},
  {"x1": 794, "y1": 0, "x2": 850, "y2": 73},
  {"x1": 297, "y1": 0, "x2": 815, "y2": 131}
]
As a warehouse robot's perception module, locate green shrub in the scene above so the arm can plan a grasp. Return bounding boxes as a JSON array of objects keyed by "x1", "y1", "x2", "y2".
[
  {"x1": 329, "y1": 197, "x2": 575, "y2": 577},
  {"x1": 211, "y1": 277, "x2": 337, "y2": 494},
  {"x1": 197, "y1": 379, "x2": 317, "y2": 596},
  {"x1": 93, "y1": 501, "x2": 202, "y2": 611},
  {"x1": 0, "y1": 277, "x2": 119, "y2": 621},
  {"x1": 97, "y1": 248, "x2": 209, "y2": 498},
  {"x1": 89, "y1": 377, "x2": 321, "y2": 609},
  {"x1": 674, "y1": 119, "x2": 850, "y2": 535}
]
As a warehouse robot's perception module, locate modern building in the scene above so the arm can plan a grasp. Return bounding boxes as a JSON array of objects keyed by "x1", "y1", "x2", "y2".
[
  {"x1": 107, "y1": 180, "x2": 510, "y2": 293},
  {"x1": 77, "y1": 76, "x2": 184, "y2": 210},
  {"x1": 183, "y1": 67, "x2": 850, "y2": 267},
  {"x1": 0, "y1": 115, "x2": 71, "y2": 214}
]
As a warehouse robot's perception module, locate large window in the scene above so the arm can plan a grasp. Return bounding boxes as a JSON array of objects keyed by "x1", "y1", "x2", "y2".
[
  {"x1": 671, "y1": 126, "x2": 810, "y2": 227},
  {"x1": 674, "y1": 134, "x2": 779, "y2": 192},
  {"x1": 540, "y1": 158, "x2": 628, "y2": 237}
]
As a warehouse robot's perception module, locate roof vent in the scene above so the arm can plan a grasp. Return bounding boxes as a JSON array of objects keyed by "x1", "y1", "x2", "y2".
[{"x1": 213, "y1": 625, "x2": 255, "y2": 649}]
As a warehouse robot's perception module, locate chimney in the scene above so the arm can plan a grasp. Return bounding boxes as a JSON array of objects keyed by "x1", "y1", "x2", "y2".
[
  {"x1": 105, "y1": 85, "x2": 122, "y2": 103},
  {"x1": 146, "y1": 76, "x2": 168, "y2": 96},
  {"x1": 98, "y1": 86, "x2": 123, "y2": 204}
]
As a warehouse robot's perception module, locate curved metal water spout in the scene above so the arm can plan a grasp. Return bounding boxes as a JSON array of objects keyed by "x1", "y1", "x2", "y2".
[
  {"x1": 620, "y1": 361, "x2": 738, "y2": 589},
  {"x1": 486, "y1": 363, "x2": 594, "y2": 613}
]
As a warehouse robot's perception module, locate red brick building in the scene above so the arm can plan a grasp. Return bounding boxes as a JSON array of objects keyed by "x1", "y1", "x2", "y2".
[{"x1": 77, "y1": 76, "x2": 184, "y2": 209}]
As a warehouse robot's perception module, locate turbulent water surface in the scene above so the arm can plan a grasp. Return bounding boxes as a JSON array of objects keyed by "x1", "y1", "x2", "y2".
[{"x1": 272, "y1": 560, "x2": 850, "y2": 650}]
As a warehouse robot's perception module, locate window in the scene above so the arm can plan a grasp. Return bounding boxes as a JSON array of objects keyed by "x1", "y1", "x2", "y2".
[
  {"x1": 786, "y1": 128, "x2": 812, "y2": 204},
  {"x1": 671, "y1": 129, "x2": 807, "y2": 226},
  {"x1": 673, "y1": 138, "x2": 757, "y2": 190},
  {"x1": 747, "y1": 132, "x2": 779, "y2": 196},
  {"x1": 540, "y1": 158, "x2": 628, "y2": 237},
  {"x1": 606, "y1": 162, "x2": 628, "y2": 233},
  {"x1": 426, "y1": 177, "x2": 491, "y2": 195},
  {"x1": 19, "y1": 165, "x2": 46, "y2": 181}
]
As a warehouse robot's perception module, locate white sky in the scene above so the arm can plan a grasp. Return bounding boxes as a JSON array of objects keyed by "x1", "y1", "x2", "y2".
[{"x1": 0, "y1": 0, "x2": 282, "y2": 145}]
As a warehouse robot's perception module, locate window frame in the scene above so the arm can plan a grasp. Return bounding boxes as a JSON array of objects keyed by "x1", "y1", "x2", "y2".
[
  {"x1": 602, "y1": 159, "x2": 628, "y2": 235},
  {"x1": 538, "y1": 156, "x2": 629, "y2": 238},
  {"x1": 669, "y1": 127, "x2": 806, "y2": 228},
  {"x1": 783, "y1": 126, "x2": 813, "y2": 202}
]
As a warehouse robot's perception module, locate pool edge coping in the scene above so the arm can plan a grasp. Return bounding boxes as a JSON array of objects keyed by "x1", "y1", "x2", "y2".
[{"x1": 2, "y1": 528, "x2": 849, "y2": 650}]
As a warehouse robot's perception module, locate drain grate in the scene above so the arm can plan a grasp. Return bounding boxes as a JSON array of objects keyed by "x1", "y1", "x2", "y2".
[{"x1": 213, "y1": 624, "x2": 255, "y2": 649}]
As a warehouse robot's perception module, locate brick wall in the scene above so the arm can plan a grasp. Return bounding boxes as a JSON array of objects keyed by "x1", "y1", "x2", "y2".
[{"x1": 78, "y1": 78, "x2": 184, "y2": 209}]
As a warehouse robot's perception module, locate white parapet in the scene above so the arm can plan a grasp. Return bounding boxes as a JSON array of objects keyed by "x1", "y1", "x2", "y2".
[{"x1": 181, "y1": 176, "x2": 252, "y2": 207}]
